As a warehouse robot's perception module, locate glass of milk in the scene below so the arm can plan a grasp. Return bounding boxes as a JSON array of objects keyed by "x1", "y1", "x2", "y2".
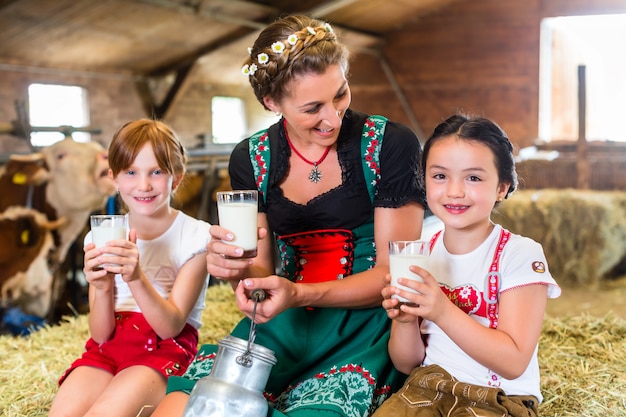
[
  {"x1": 389, "y1": 240, "x2": 430, "y2": 305},
  {"x1": 90, "y1": 214, "x2": 128, "y2": 268},
  {"x1": 216, "y1": 190, "x2": 258, "y2": 258}
]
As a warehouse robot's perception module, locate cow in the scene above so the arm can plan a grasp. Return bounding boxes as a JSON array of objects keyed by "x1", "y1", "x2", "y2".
[
  {"x1": 0, "y1": 206, "x2": 65, "y2": 317},
  {"x1": 0, "y1": 137, "x2": 116, "y2": 319}
]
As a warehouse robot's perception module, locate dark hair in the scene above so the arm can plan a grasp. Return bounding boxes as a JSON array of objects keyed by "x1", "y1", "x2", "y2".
[
  {"x1": 108, "y1": 119, "x2": 187, "y2": 178},
  {"x1": 242, "y1": 15, "x2": 350, "y2": 109},
  {"x1": 422, "y1": 114, "x2": 518, "y2": 201}
]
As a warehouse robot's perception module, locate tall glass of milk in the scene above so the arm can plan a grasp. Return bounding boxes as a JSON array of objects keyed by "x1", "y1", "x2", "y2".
[
  {"x1": 216, "y1": 190, "x2": 258, "y2": 258},
  {"x1": 90, "y1": 214, "x2": 128, "y2": 268},
  {"x1": 389, "y1": 240, "x2": 430, "y2": 305}
]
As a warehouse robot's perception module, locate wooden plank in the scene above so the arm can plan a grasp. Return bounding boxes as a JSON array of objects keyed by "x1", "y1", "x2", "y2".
[{"x1": 576, "y1": 65, "x2": 590, "y2": 189}]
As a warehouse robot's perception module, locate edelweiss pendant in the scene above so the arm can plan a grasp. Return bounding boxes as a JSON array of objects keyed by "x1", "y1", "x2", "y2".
[{"x1": 308, "y1": 164, "x2": 322, "y2": 183}]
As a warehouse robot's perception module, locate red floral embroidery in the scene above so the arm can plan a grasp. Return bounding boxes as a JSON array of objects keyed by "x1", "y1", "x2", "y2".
[
  {"x1": 362, "y1": 119, "x2": 383, "y2": 184},
  {"x1": 252, "y1": 132, "x2": 269, "y2": 192},
  {"x1": 194, "y1": 352, "x2": 216, "y2": 362}
]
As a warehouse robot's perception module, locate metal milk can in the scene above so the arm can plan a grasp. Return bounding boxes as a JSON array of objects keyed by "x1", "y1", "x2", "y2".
[{"x1": 182, "y1": 335, "x2": 277, "y2": 417}]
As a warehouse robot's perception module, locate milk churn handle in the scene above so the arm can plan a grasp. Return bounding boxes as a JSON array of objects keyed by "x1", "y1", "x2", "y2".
[{"x1": 237, "y1": 289, "x2": 266, "y2": 367}]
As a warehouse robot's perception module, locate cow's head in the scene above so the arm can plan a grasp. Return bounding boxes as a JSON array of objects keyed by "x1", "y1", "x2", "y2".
[
  {"x1": 43, "y1": 137, "x2": 116, "y2": 213},
  {"x1": 39, "y1": 138, "x2": 117, "y2": 262},
  {"x1": 0, "y1": 206, "x2": 65, "y2": 317}
]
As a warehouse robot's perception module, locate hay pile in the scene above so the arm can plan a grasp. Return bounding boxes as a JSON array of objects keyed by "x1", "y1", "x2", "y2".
[
  {"x1": 539, "y1": 313, "x2": 626, "y2": 415},
  {"x1": 0, "y1": 284, "x2": 243, "y2": 417},
  {"x1": 492, "y1": 189, "x2": 626, "y2": 287},
  {"x1": 2, "y1": 284, "x2": 626, "y2": 416}
]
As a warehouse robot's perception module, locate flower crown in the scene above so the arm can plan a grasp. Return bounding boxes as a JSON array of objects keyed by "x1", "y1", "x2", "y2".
[{"x1": 241, "y1": 23, "x2": 334, "y2": 77}]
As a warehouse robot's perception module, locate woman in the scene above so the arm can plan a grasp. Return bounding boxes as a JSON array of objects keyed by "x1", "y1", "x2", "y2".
[{"x1": 154, "y1": 14, "x2": 426, "y2": 417}]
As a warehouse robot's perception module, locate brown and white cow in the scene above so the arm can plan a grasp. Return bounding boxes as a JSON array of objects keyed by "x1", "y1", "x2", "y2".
[
  {"x1": 0, "y1": 206, "x2": 65, "y2": 317},
  {"x1": 0, "y1": 137, "x2": 116, "y2": 317}
]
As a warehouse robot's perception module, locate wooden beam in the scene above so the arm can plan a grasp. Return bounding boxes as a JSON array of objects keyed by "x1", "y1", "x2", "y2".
[
  {"x1": 576, "y1": 65, "x2": 590, "y2": 189},
  {"x1": 140, "y1": 0, "x2": 382, "y2": 77}
]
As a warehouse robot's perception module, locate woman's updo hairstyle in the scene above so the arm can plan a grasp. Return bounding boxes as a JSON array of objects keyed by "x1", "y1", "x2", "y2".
[{"x1": 242, "y1": 15, "x2": 350, "y2": 109}]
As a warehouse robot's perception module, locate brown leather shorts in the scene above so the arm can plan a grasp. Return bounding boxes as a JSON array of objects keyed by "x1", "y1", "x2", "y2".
[{"x1": 372, "y1": 364, "x2": 539, "y2": 417}]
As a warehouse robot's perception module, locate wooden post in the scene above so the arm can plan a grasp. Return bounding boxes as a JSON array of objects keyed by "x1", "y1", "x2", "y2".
[{"x1": 576, "y1": 65, "x2": 590, "y2": 189}]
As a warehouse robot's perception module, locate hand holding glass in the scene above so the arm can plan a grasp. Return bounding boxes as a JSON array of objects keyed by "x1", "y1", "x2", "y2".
[
  {"x1": 389, "y1": 240, "x2": 430, "y2": 304},
  {"x1": 216, "y1": 190, "x2": 258, "y2": 258},
  {"x1": 90, "y1": 214, "x2": 128, "y2": 268}
]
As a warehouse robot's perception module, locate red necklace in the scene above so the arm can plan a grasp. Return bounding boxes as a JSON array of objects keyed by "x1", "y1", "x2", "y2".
[{"x1": 284, "y1": 120, "x2": 332, "y2": 183}]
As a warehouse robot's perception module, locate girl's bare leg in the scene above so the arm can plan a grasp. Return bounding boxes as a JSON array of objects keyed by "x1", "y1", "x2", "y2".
[
  {"x1": 48, "y1": 366, "x2": 113, "y2": 417},
  {"x1": 151, "y1": 391, "x2": 190, "y2": 417}
]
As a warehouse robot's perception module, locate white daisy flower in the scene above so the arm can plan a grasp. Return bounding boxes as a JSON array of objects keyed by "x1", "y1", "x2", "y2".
[
  {"x1": 258, "y1": 53, "x2": 269, "y2": 64},
  {"x1": 271, "y1": 41, "x2": 285, "y2": 54}
]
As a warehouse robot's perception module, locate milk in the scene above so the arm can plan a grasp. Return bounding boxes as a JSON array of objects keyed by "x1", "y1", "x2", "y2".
[
  {"x1": 389, "y1": 240, "x2": 430, "y2": 304},
  {"x1": 218, "y1": 202, "x2": 258, "y2": 257},
  {"x1": 92, "y1": 225, "x2": 127, "y2": 248},
  {"x1": 90, "y1": 215, "x2": 127, "y2": 268}
]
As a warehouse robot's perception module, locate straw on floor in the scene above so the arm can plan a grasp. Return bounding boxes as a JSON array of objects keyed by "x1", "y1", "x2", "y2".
[{"x1": 1, "y1": 283, "x2": 625, "y2": 417}]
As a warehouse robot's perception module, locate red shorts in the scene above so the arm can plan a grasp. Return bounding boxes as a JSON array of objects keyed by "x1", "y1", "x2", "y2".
[{"x1": 59, "y1": 312, "x2": 198, "y2": 385}]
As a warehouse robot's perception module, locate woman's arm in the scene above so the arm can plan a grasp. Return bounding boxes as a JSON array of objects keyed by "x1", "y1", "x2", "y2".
[
  {"x1": 236, "y1": 202, "x2": 425, "y2": 323},
  {"x1": 291, "y1": 202, "x2": 425, "y2": 308}
]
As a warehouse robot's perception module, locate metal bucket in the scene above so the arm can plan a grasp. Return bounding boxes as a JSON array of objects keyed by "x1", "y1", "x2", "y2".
[{"x1": 183, "y1": 335, "x2": 277, "y2": 417}]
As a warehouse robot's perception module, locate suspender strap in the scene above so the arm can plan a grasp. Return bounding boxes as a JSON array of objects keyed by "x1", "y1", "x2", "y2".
[
  {"x1": 360, "y1": 115, "x2": 387, "y2": 202},
  {"x1": 429, "y1": 228, "x2": 511, "y2": 329},
  {"x1": 485, "y1": 229, "x2": 511, "y2": 329},
  {"x1": 428, "y1": 230, "x2": 441, "y2": 253},
  {"x1": 248, "y1": 129, "x2": 271, "y2": 204}
]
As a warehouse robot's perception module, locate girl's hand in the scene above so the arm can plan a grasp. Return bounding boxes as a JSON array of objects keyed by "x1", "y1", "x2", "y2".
[
  {"x1": 393, "y1": 265, "x2": 452, "y2": 324},
  {"x1": 93, "y1": 229, "x2": 140, "y2": 283},
  {"x1": 382, "y1": 273, "x2": 419, "y2": 324},
  {"x1": 234, "y1": 276, "x2": 295, "y2": 323},
  {"x1": 205, "y1": 224, "x2": 267, "y2": 282},
  {"x1": 83, "y1": 243, "x2": 114, "y2": 291}
]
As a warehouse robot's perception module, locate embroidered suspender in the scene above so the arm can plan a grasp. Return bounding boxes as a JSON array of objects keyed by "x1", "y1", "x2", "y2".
[
  {"x1": 484, "y1": 228, "x2": 510, "y2": 329},
  {"x1": 249, "y1": 116, "x2": 387, "y2": 204},
  {"x1": 248, "y1": 129, "x2": 271, "y2": 204},
  {"x1": 360, "y1": 115, "x2": 387, "y2": 202},
  {"x1": 429, "y1": 228, "x2": 511, "y2": 329}
]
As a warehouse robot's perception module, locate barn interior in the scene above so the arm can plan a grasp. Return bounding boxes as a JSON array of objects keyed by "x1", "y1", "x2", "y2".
[{"x1": 0, "y1": 0, "x2": 625, "y2": 415}]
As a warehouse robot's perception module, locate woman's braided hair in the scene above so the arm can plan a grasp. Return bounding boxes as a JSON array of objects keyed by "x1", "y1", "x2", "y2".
[{"x1": 242, "y1": 15, "x2": 350, "y2": 109}]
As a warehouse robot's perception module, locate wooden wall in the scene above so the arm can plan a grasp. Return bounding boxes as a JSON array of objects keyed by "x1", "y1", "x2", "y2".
[
  {"x1": 349, "y1": 0, "x2": 626, "y2": 148},
  {"x1": 2, "y1": 0, "x2": 626, "y2": 155}
]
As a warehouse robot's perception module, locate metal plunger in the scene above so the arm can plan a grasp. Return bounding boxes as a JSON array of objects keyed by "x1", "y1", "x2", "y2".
[{"x1": 236, "y1": 289, "x2": 266, "y2": 367}]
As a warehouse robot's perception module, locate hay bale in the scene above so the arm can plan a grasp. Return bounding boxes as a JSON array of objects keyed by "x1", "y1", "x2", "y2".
[
  {"x1": 492, "y1": 189, "x2": 626, "y2": 287},
  {"x1": 1, "y1": 284, "x2": 626, "y2": 416},
  {"x1": 0, "y1": 284, "x2": 242, "y2": 417}
]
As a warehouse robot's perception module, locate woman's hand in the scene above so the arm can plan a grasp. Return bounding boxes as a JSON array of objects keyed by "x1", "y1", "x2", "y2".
[
  {"x1": 234, "y1": 276, "x2": 297, "y2": 323},
  {"x1": 205, "y1": 224, "x2": 268, "y2": 283}
]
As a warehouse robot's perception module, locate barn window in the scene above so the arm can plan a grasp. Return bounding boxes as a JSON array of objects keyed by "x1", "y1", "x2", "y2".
[
  {"x1": 539, "y1": 14, "x2": 626, "y2": 143},
  {"x1": 211, "y1": 96, "x2": 246, "y2": 144},
  {"x1": 27, "y1": 83, "x2": 90, "y2": 147}
]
